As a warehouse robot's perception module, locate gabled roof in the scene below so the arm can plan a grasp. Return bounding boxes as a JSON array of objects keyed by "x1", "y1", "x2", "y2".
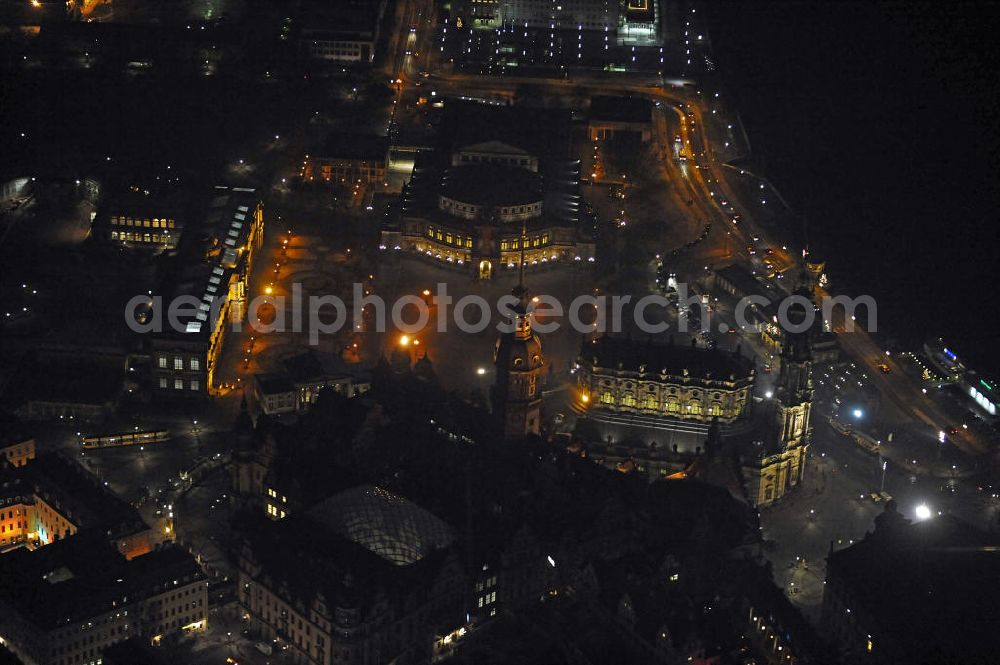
[{"x1": 581, "y1": 336, "x2": 755, "y2": 381}]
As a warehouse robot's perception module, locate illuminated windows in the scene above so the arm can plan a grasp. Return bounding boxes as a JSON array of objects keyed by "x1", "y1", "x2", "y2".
[
  {"x1": 600, "y1": 391, "x2": 615, "y2": 405},
  {"x1": 158, "y1": 356, "x2": 167, "y2": 369},
  {"x1": 174, "y1": 379, "x2": 184, "y2": 390},
  {"x1": 190, "y1": 380, "x2": 200, "y2": 391},
  {"x1": 173, "y1": 358, "x2": 183, "y2": 370},
  {"x1": 190, "y1": 358, "x2": 200, "y2": 371}
]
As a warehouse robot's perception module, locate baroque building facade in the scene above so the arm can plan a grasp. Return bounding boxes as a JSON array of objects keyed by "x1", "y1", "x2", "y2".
[
  {"x1": 573, "y1": 336, "x2": 755, "y2": 424},
  {"x1": 380, "y1": 101, "x2": 595, "y2": 280},
  {"x1": 741, "y1": 285, "x2": 814, "y2": 506}
]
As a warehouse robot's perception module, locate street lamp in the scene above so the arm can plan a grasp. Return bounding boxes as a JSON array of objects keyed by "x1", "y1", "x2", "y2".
[
  {"x1": 852, "y1": 408, "x2": 863, "y2": 419},
  {"x1": 914, "y1": 504, "x2": 932, "y2": 521}
]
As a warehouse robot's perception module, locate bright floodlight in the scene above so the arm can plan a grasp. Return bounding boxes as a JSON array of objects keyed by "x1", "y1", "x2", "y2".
[
  {"x1": 765, "y1": 390, "x2": 773, "y2": 399},
  {"x1": 852, "y1": 408, "x2": 863, "y2": 419},
  {"x1": 476, "y1": 367, "x2": 486, "y2": 376},
  {"x1": 915, "y1": 504, "x2": 932, "y2": 520}
]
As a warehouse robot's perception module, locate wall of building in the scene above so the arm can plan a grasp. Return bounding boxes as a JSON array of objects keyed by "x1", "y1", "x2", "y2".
[
  {"x1": 303, "y1": 157, "x2": 386, "y2": 185},
  {"x1": 1, "y1": 438, "x2": 36, "y2": 468},
  {"x1": 577, "y1": 371, "x2": 752, "y2": 423},
  {"x1": 142, "y1": 580, "x2": 209, "y2": 642}
]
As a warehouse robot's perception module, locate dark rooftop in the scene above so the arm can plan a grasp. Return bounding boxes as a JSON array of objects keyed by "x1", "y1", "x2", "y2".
[
  {"x1": 298, "y1": 0, "x2": 386, "y2": 37},
  {"x1": 581, "y1": 336, "x2": 755, "y2": 381},
  {"x1": 441, "y1": 164, "x2": 543, "y2": 208},
  {"x1": 714, "y1": 263, "x2": 772, "y2": 300},
  {"x1": 310, "y1": 132, "x2": 389, "y2": 162},
  {"x1": 282, "y1": 349, "x2": 355, "y2": 384},
  {"x1": 0, "y1": 454, "x2": 147, "y2": 538},
  {"x1": 401, "y1": 154, "x2": 583, "y2": 228},
  {"x1": 828, "y1": 513, "x2": 1000, "y2": 663},
  {"x1": 0, "y1": 530, "x2": 202, "y2": 628},
  {"x1": 242, "y1": 503, "x2": 456, "y2": 619},
  {"x1": 438, "y1": 100, "x2": 574, "y2": 159},
  {"x1": 254, "y1": 374, "x2": 295, "y2": 396},
  {"x1": 589, "y1": 96, "x2": 654, "y2": 125}
]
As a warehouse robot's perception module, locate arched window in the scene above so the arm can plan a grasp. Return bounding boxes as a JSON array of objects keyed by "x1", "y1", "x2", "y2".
[
  {"x1": 642, "y1": 395, "x2": 658, "y2": 410},
  {"x1": 665, "y1": 399, "x2": 679, "y2": 413},
  {"x1": 622, "y1": 393, "x2": 637, "y2": 408},
  {"x1": 687, "y1": 402, "x2": 702, "y2": 415},
  {"x1": 709, "y1": 403, "x2": 723, "y2": 417},
  {"x1": 600, "y1": 392, "x2": 615, "y2": 405}
]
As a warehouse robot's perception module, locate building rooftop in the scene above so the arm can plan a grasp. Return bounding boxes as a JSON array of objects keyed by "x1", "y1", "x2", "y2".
[
  {"x1": 242, "y1": 498, "x2": 457, "y2": 621},
  {"x1": 827, "y1": 513, "x2": 1000, "y2": 662},
  {"x1": 254, "y1": 374, "x2": 296, "y2": 396},
  {"x1": 282, "y1": 349, "x2": 361, "y2": 385},
  {"x1": 714, "y1": 263, "x2": 773, "y2": 301},
  {"x1": 306, "y1": 485, "x2": 455, "y2": 566},
  {"x1": 298, "y1": 0, "x2": 387, "y2": 39},
  {"x1": 0, "y1": 530, "x2": 202, "y2": 629},
  {"x1": 401, "y1": 153, "x2": 583, "y2": 228},
  {"x1": 440, "y1": 164, "x2": 543, "y2": 208},
  {"x1": 589, "y1": 95, "x2": 654, "y2": 125},
  {"x1": 438, "y1": 100, "x2": 574, "y2": 160},
  {"x1": 156, "y1": 186, "x2": 260, "y2": 338},
  {"x1": 580, "y1": 336, "x2": 755, "y2": 381},
  {"x1": 0, "y1": 454, "x2": 147, "y2": 539}
]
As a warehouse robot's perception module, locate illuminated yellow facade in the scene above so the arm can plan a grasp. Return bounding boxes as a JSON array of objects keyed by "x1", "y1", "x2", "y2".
[
  {"x1": 743, "y1": 288, "x2": 815, "y2": 507},
  {"x1": 381, "y1": 114, "x2": 596, "y2": 277},
  {"x1": 0, "y1": 495, "x2": 78, "y2": 549},
  {"x1": 574, "y1": 337, "x2": 755, "y2": 424}
]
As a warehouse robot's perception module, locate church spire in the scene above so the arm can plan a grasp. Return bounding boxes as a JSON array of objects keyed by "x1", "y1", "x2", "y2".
[
  {"x1": 518, "y1": 219, "x2": 526, "y2": 291},
  {"x1": 510, "y1": 220, "x2": 531, "y2": 339}
]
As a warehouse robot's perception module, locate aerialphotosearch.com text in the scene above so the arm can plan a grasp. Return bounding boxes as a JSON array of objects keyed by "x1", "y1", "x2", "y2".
[{"x1": 125, "y1": 282, "x2": 877, "y2": 345}]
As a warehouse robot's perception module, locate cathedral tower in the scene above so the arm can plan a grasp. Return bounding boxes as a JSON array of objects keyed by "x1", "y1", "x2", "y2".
[{"x1": 773, "y1": 279, "x2": 815, "y2": 488}]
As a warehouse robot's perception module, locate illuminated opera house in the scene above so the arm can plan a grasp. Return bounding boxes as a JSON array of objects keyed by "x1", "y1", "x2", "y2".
[{"x1": 380, "y1": 100, "x2": 596, "y2": 280}]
